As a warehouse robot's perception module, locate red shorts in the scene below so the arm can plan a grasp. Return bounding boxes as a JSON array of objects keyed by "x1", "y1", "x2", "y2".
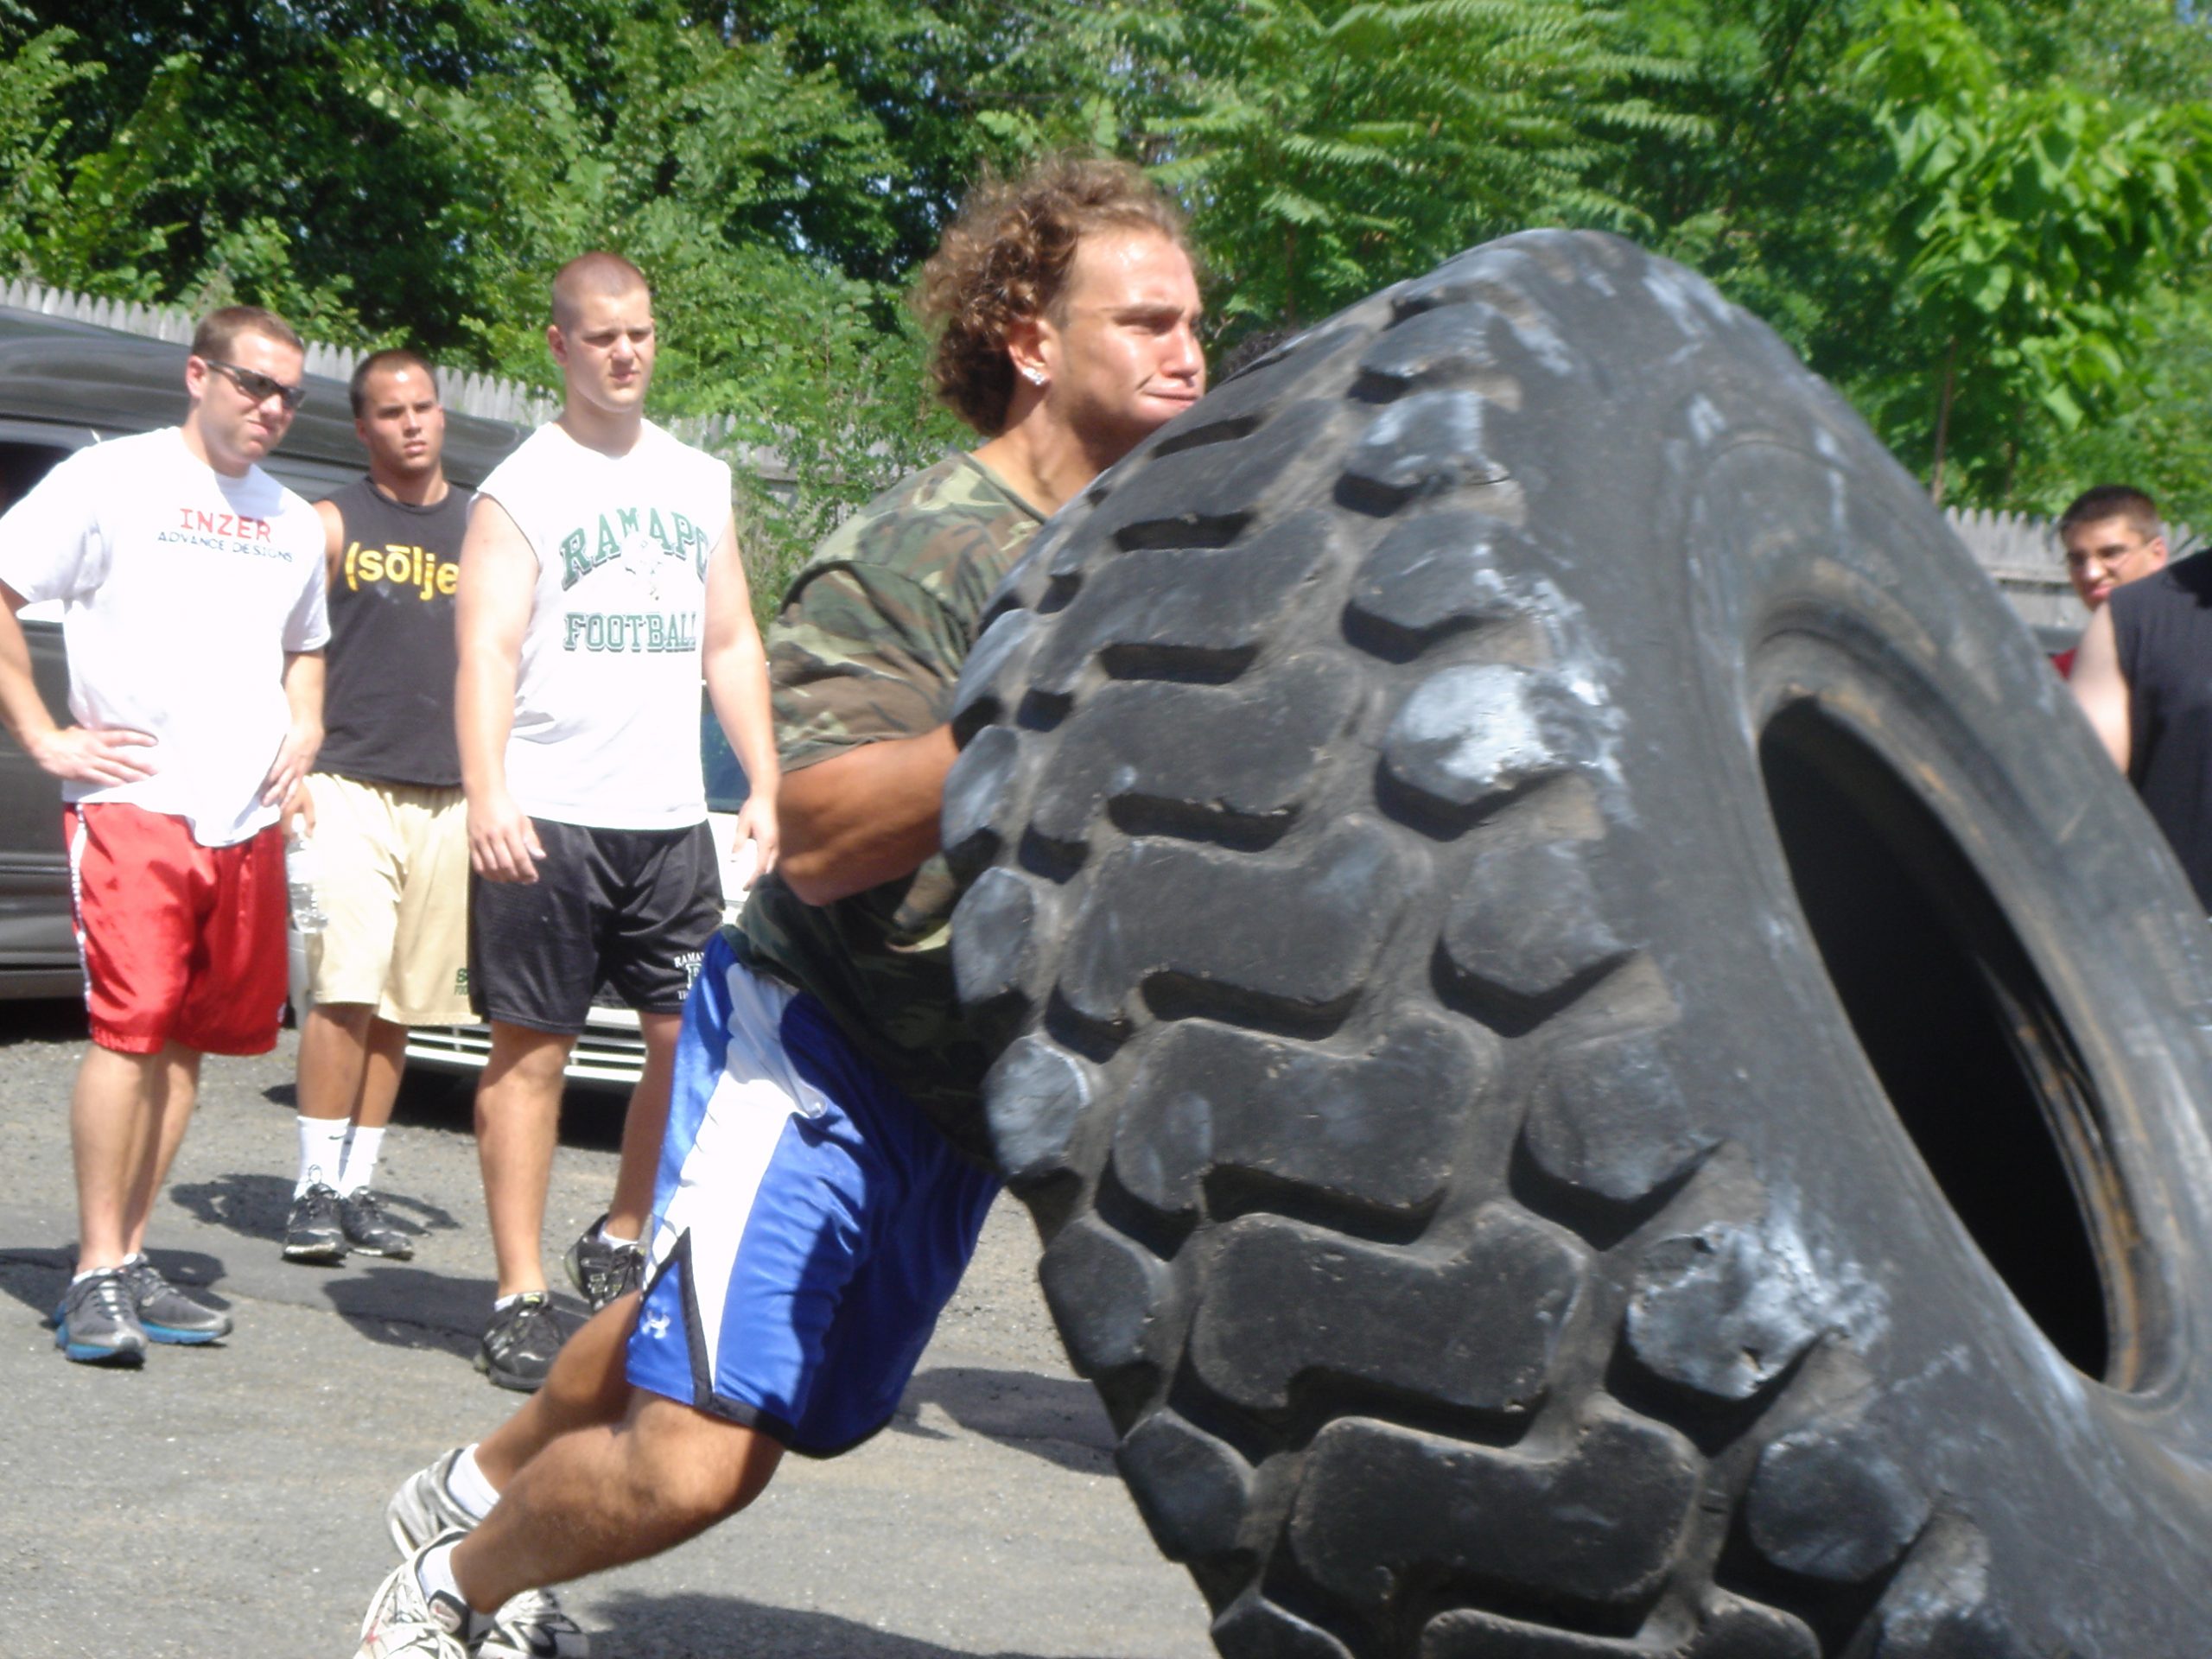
[{"x1": 66, "y1": 802, "x2": 288, "y2": 1056}]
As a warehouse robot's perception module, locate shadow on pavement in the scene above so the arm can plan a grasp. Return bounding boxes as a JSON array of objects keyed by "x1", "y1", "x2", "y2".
[
  {"x1": 0, "y1": 1242, "x2": 232, "y2": 1319},
  {"x1": 317, "y1": 1262, "x2": 562, "y2": 1361},
  {"x1": 591, "y1": 1592, "x2": 1176, "y2": 1659},
  {"x1": 891, "y1": 1363, "x2": 1116, "y2": 1474},
  {"x1": 167, "y1": 1170, "x2": 463, "y2": 1248},
  {"x1": 0, "y1": 996, "x2": 89, "y2": 1045}
]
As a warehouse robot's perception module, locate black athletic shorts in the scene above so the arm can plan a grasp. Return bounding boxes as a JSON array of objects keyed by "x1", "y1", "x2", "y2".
[{"x1": 467, "y1": 817, "x2": 720, "y2": 1033}]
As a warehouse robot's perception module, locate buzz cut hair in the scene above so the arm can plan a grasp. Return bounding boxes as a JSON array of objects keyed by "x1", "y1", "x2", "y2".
[
  {"x1": 551, "y1": 251, "x2": 651, "y2": 332},
  {"x1": 348, "y1": 348, "x2": 439, "y2": 418},
  {"x1": 192, "y1": 304, "x2": 304, "y2": 364},
  {"x1": 2058, "y1": 483, "x2": 2162, "y2": 544}
]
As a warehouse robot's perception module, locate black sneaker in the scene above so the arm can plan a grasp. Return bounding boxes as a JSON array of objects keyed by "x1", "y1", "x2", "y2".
[
  {"x1": 340, "y1": 1189, "x2": 414, "y2": 1259},
  {"x1": 54, "y1": 1268, "x2": 148, "y2": 1366},
  {"x1": 120, "y1": 1256, "x2": 232, "y2": 1344},
  {"x1": 283, "y1": 1182, "x2": 346, "y2": 1264},
  {"x1": 562, "y1": 1213, "x2": 645, "y2": 1311},
  {"x1": 476, "y1": 1294, "x2": 567, "y2": 1392}
]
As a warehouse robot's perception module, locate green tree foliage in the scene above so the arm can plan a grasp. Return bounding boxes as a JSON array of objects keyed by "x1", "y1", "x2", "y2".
[
  {"x1": 2017, "y1": 286, "x2": 2212, "y2": 529},
  {"x1": 0, "y1": 0, "x2": 2208, "y2": 544},
  {"x1": 1128, "y1": 0, "x2": 1705, "y2": 327},
  {"x1": 1854, "y1": 0, "x2": 2212, "y2": 503},
  {"x1": 0, "y1": 26, "x2": 102, "y2": 280}
]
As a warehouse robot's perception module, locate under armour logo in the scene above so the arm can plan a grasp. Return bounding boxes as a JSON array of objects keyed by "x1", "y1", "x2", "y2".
[{"x1": 641, "y1": 1310, "x2": 671, "y2": 1339}]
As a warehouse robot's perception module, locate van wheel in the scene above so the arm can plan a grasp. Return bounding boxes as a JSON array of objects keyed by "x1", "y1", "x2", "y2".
[{"x1": 944, "y1": 230, "x2": 2212, "y2": 1656}]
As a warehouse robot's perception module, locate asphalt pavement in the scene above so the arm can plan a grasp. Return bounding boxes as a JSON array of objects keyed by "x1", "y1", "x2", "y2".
[{"x1": 0, "y1": 1000, "x2": 1212, "y2": 1659}]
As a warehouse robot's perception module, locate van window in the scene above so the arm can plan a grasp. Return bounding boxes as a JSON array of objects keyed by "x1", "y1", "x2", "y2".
[{"x1": 0, "y1": 442, "x2": 76, "y2": 622}]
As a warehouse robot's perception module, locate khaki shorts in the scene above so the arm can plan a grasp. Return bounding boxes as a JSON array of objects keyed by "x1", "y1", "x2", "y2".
[{"x1": 304, "y1": 772, "x2": 471, "y2": 1025}]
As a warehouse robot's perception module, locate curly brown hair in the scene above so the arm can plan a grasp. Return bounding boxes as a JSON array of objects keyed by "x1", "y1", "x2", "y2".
[{"x1": 918, "y1": 155, "x2": 1189, "y2": 436}]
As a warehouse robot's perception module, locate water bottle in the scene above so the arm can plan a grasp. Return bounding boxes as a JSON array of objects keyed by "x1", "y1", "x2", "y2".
[{"x1": 285, "y1": 814, "x2": 327, "y2": 935}]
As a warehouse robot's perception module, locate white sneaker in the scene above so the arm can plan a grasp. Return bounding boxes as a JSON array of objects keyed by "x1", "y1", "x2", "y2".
[
  {"x1": 385, "y1": 1452, "x2": 590, "y2": 1659},
  {"x1": 486, "y1": 1589, "x2": 590, "y2": 1659},
  {"x1": 356, "y1": 1535, "x2": 476, "y2": 1658},
  {"x1": 386, "y1": 1449, "x2": 480, "y2": 1555}
]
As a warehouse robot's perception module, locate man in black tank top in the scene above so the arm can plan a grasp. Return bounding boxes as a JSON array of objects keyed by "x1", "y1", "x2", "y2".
[
  {"x1": 2069, "y1": 485, "x2": 2212, "y2": 911},
  {"x1": 282, "y1": 351, "x2": 476, "y2": 1268}
]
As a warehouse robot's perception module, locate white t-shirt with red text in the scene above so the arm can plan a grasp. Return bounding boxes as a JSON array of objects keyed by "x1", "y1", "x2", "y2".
[{"x1": 0, "y1": 427, "x2": 328, "y2": 845}]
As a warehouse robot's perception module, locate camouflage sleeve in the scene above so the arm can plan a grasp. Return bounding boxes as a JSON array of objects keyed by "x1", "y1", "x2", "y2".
[{"x1": 769, "y1": 560, "x2": 970, "y2": 772}]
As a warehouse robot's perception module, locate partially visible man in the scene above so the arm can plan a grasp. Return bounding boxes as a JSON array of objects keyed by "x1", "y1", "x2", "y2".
[
  {"x1": 456, "y1": 252, "x2": 779, "y2": 1393},
  {"x1": 353, "y1": 155, "x2": 1201, "y2": 1659},
  {"x1": 2053, "y1": 483, "x2": 2170, "y2": 676},
  {"x1": 2069, "y1": 486, "x2": 2212, "y2": 909},
  {"x1": 0, "y1": 306, "x2": 327, "y2": 1364},
  {"x1": 282, "y1": 350, "x2": 474, "y2": 1267}
]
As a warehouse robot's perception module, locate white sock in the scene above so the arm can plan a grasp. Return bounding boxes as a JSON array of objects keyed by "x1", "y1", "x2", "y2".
[
  {"x1": 337, "y1": 1125, "x2": 385, "y2": 1197},
  {"x1": 595, "y1": 1218, "x2": 639, "y2": 1249},
  {"x1": 412, "y1": 1538, "x2": 494, "y2": 1643},
  {"x1": 296, "y1": 1116, "x2": 350, "y2": 1195},
  {"x1": 447, "y1": 1445, "x2": 500, "y2": 1520}
]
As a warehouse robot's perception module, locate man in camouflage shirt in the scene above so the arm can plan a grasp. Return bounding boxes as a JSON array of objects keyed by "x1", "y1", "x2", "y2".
[
  {"x1": 355, "y1": 155, "x2": 1205, "y2": 1656},
  {"x1": 735, "y1": 453, "x2": 1043, "y2": 1160}
]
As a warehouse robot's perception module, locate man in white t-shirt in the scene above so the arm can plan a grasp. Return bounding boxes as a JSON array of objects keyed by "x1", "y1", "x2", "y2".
[
  {"x1": 457, "y1": 252, "x2": 779, "y2": 1395},
  {"x1": 0, "y1": 304, "x2": 328, "y2": 1367}
]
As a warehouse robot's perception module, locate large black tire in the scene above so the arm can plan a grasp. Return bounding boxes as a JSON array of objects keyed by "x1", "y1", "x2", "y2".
[{"x1": 942, "y1": 231, "x2": 2212, "y2": 1656}]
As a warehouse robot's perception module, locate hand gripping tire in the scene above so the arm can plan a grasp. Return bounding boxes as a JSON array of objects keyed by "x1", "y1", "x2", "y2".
[{"x1": 943, "y1": 231, "x2": 2212, "y2": 1657}]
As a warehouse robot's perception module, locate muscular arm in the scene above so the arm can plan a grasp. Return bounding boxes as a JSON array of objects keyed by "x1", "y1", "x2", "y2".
[
  {"x1": 0, "y1": 579, "x2": 155, "y2": 785},
  {"x1": 2070, "y1": 603, "x2": 2131, "y2": 773},
  {"x1": 455, "y1": 496, "x2": 544, "y2": 881},
  {"x1": 778, "y1": 724, "x2": 959, "y2": 906},
  {"x1": 702, "y1": 510, "x2": 781, "y2": 870}
]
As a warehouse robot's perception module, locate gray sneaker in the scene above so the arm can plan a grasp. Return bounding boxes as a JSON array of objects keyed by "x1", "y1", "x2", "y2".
[
  {"x1": 341, "y1": 1189, "x2": 415, "y2": 1259},
  {"x1": 120, "y1": 1255, "x2": 232, "y2": 1344},
  {"x1": 562, "y1": 1214, "x2": 644, "y2": 1311},
  {"x1": 474, "y1": 1294, "x2": 569, "y2": 1392},
  {"x1": 283, "y1": 1182, "x2": 347, "y2": 1264},
  {"x1": 386, "y1": 1450, "x2": 590, "y2": 1659},
  {"x1": 54, "y1": 1268, "x2": 148, "y2": 1366}
]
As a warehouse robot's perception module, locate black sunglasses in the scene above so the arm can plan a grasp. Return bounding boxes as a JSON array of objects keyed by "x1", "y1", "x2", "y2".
[{"x1": 203, "y1": 359, "x2": 307, "y2": 411}]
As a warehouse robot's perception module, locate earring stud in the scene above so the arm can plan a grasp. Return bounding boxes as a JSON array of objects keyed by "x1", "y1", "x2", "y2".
[{"x1": 1022, "y1": 365, "x2": 1046, "y2": 386}]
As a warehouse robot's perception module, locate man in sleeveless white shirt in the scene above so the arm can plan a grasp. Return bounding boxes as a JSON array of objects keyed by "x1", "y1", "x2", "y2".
[
  {"x1": 0, "y1": 304, "x2": 328, "y2": 1366},
  {"x1": 456, "y1": 253, "x2": 779, "y2": 1393}
]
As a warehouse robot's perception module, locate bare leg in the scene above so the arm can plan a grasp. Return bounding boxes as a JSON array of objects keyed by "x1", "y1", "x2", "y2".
[
  {"x1": 475, "y1": 1022, "x2": 575, "y2": 1298},
  {"x1": 357, "y1": 1016, "x2": 410, "y2": 1130},
  {"x1": 119, "y1": 1043, "x2": 200, "y2": 1259},
  {"x1": 474, "y1": 1293, "x2": 643, "y2": 1491},
  {"x1": 75, "y1": 1042, "x2": 201, "y2": 1269},
  {"x1": 604, "y1": 1012, "x2": 677, "y2": 1240},
  {"x1": 454, "y1": 1391, "x2": 784, "y2": 1610},
  {"x1": 297, "y1": 1001, "x2": 374, "y2": 1122},
  {"x1": 73, "y1": 1046, "x2": 162, "y2": 1270}
]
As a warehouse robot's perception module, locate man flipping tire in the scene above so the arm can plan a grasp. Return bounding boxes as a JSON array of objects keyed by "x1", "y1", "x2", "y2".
[{"x1": 352, "y1": 155, "x2": 1205, "y2": 1657}]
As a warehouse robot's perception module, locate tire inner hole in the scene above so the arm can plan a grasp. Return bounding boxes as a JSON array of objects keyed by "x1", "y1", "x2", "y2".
[{"x1": 1759, "y1": 700, "x2": 2114, "y2": 1380}]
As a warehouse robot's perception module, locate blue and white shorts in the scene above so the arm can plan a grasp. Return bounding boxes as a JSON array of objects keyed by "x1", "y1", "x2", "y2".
[{"x1": 625, "y1": 931, "x2": 1001, "y2": 1456}]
